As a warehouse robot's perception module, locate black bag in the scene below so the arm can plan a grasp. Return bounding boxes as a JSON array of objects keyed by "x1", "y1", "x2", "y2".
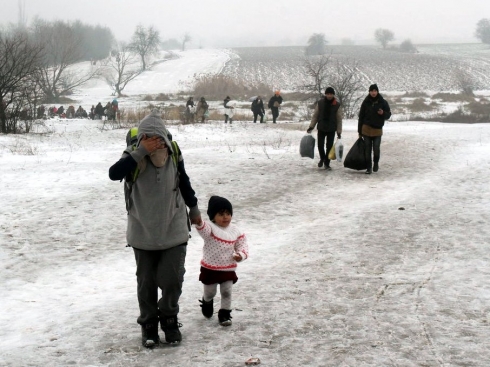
[
  {"x1": 343, "y1": 138, "x2": 367, "y2": 170},
  {"x1": 299, "y1": 134, "x2": 315, "y2": 159}
]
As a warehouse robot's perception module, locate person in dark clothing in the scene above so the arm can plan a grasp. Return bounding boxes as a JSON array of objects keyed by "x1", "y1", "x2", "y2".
[
  {"x1": 268, "y1": 91, "x2": 283, "y2": 123},
  {"x1": 358, "y1": 84, "x2": 391, "y2": 174},
  {"x1": 307, "y1": 87, "x2": 343, "y2": 170},
  {"x1": 94, "y1": 102, "x2": 104, "y2": 119},
  {"x1": 57, "y1": 106, "x2": 64, "y2": 116},
  {"x1": 108, "y1": 111, "x2": 202, "y2": 348},
  {"x1": 251, "y1": 96, "x2": 265, "y2": 123}
]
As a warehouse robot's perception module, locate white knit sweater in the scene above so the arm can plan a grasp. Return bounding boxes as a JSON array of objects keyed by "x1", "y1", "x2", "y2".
[{"x1": 196, "y1": 220, "x2": 248, "y2": 271}]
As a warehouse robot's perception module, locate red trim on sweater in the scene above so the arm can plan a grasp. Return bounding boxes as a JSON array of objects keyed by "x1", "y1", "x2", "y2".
[
  {"x1": 201, "y1": 260, "x2": 237, "y2": 270},
  {"x1": 210, "y1": 232, "x2": 243, "y2": 244}
]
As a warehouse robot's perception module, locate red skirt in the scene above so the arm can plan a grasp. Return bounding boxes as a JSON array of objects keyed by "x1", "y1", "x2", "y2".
[{"x1": 199, "y1": 266, "x2": 238, "y2": 285}]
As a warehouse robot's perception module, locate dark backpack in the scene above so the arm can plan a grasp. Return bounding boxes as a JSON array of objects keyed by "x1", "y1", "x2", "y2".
[{"x1": 123, "y1": 127, "x2": 181, "y2": 212}]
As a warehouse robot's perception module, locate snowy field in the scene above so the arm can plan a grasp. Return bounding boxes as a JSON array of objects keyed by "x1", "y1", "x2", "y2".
[{"x1": 1, "y1": 117, "x2": 490, "y2": 366}]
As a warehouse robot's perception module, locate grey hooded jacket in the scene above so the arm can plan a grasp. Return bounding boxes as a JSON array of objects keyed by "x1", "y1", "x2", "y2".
[{"x1": 109, "y1": 111, "x2": 200, "y2": 250}]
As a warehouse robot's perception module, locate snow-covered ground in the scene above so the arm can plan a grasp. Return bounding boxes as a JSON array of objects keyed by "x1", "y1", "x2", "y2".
[
  {"x1": 1, "y1": 116, "x2": 489, "y2": 366},
  {"x1": 1, "y1": 46, "x2": 490, "y2": 366}
]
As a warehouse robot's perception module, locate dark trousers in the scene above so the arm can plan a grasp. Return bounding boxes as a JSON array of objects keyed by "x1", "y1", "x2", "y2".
[
  {"x1": 271, "y1": 107, "x2": 279, "y2": 123},
  {"x1": 363, "y1": 135, "x2": 382, "y2": 168},
  {"x1": 253, "y1": 112, "x2": 264, "y2": 123},
  {"x1": 133, "y1": 244, "x2": 187, "y2": 325},
  {"x1": 317, "y1": 131, "x2": 336, "y2": 166},
  {"x1": 225, "y1": 114, "x2": 232, "y2": 123}
]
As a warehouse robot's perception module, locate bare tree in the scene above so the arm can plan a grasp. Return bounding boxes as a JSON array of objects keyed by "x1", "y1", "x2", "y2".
[
  {"x1": 475, "y1": 18, "x2": 490, "y2": 45},
  {"x1": 374, "y1": 28, "x2": 394, "y2": 49},
  {"x1": 182, "y1": 33, "x2": 191, "y2": 51},
  {"x1": 0, "y1": 29, "x2": 43, "y2": 133},
  {"x1": 399, "y1": 39, "x2": 417, "y2": 53},
  {"x1": 302, "y1": 54, "x2": 332, "y2": 97},
  {"x1": 306, "y1": 33, "x2": 328, "y2": 55},
  {"x1": 102, "y1": 42, "x2": 142, "y2": 97},
  {"x1": 329, "y1": 59, "x2": 365, "y2": 119},
  {"x1": 130, "y1": 25, "x2": 160, "y2": 71},
  {"x1": 32, "y1": 20, "x2": 101, "y2": 102}
]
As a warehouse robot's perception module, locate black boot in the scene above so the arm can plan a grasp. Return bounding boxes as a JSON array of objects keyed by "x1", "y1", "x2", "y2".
[
  {"x1": 160, "y1": 315, "x2": 182, "y2": 344},
  {"x1": 218, "y1": 309, "x2": 232, "y2": 326},
  {"x1": 373, "y1": 162, "x2": 379, "y2": 172},
  {"x1": 141, "y1": 322, "x2": 160, "y2": 348},
  {"x1": 199, "y1": 298, "x2": 213, "y2": 318},
  {"x1": 317, "y1": 160, "x2": 323, "y2": 168}
]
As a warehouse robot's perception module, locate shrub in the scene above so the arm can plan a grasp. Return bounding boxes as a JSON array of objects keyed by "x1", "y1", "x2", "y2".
[
  {"x1": 142, "y1": 95, "x2": 153, "y2": 101},
  {"x1": 432, "y1": 92, "x2": 475, "y2": 103},
  {"x1": 403, "y1": 91, "x2": 429, "y2": 98},
  {"x1": 409, "y1": 98, "x2": 432, "y2": 112},
  {"x1": 192, "y1": 74, "x2": 272, "y2": 100}
]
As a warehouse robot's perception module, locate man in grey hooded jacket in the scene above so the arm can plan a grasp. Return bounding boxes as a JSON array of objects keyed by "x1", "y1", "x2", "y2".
[{"x1": 109, "y1": 111, "x2": 201, "y2": 347}]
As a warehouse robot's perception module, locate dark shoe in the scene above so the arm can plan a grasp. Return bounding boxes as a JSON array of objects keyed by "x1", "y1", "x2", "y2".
[
  {"x1": 218, "y1": 309, "x2": 232, "y2": 326},
  {"x1": 325, "y1": 165, "x2": 332, "y2": 171},
  {"x1": 317, "y1": 160, "x2": 324, "y2": 168},
  {"x1": 160, "y1": 315, "x2": 182, "y2": 344},
  {"x1": 365, "y1": 168, "x2": 372, "y2": 174},
  {"x1": 373, "y1": 163, "x2": 379, "y2": 172},
  {"x1": 141, "y1": 323, "x2": 160, "y2": 348},
  {"x1": 199, "y1": 298, "x2": 213, "y2": 318}
]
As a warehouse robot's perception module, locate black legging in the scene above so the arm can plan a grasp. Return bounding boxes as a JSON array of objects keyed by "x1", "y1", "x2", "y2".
[
  {"x1": 253, "y1": 112, "x2": 264, "y2": 123},
  {"x1": 363, "y1": 135, "x2": 382, "y2": 168},
  {"x1": 317, "y1": 131, "x2": 336, "y2": 165}
]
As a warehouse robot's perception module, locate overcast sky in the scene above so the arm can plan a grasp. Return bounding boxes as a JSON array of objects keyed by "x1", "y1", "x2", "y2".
[{"x1": 1, "y1": 0, "x2": 489, "y2": 47}]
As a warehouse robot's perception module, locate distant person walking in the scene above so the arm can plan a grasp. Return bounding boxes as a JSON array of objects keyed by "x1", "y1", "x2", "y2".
[
  {"x1": 196, "y1": 97, "x2": 209, "y2": 123},
  {"x1": 185, "y1": 97, "x2": 195, "y2": 123},
  {"x1": 358, "y1": 84, "x2": 391, "y2": 174},
  {"x1": 268, "y1": 90, "x2": 283, "y2": 123},
  {"x1": 223, "y1": 96, "x2": 234, "y2": 124},
  {"x1": 307, "y1": 87, "x2": 343, "y2": 170},
  {"x1": 251, "y1": 96, "x2": 265, "y2": 123}
]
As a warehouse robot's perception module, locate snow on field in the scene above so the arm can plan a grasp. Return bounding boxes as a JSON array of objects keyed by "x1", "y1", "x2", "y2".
[
  {"x1": 1, "y1": 116, "x2": 490, "y2": 366},
  {"x1": 70, "y1": 49, "x2": 232, "y2": 108},
  {"x1": 222, "y1": 44, "x2": 490, "y2": 92}
]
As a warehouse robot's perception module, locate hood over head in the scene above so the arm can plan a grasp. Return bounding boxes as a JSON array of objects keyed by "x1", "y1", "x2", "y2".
[{"x1": 137, "y1": 110, "x2": 173, "y2": 153}]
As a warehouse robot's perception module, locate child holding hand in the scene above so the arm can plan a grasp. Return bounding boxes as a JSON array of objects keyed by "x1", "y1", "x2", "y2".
[{"x1": 195, "y1": 196, "x2": 248, "y2": 326}]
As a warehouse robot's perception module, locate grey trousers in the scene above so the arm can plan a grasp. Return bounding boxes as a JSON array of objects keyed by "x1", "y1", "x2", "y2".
[{"x1": 133, "y1": 244, "x2": 187, "y2": 325}]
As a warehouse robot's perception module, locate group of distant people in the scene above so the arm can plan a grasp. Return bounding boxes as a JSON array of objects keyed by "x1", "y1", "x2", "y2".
[
  {"x1": 40, "y1": 99, "x2": 119, "y2": 121},
  {"x1": 184, "y1": 91, "x2": 284, "y2": 125}
]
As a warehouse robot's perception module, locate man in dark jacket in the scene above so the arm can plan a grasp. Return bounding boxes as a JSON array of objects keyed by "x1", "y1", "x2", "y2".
[
  {"x1": 94, "y1": 102, "x2": 104, "y2": 119},
  {"x1": 268, "y1": 90, "x2": 283, "y2": 123},
  {"x1": 358, "y1": 84, "x2": 391, "y2": 174},
  {"x1": 223, "y1": 96, "x2": 233, "y2": 124},
  {"x1": 251, "y1": 96, "x2": 265, "y2": 123},
  {"x1": 307, "y1": 87, "x2": 343, "y2": 170}
]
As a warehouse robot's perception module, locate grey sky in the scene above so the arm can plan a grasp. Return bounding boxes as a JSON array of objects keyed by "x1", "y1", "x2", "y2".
[{"x1": 1, "y1": 0, "x2": 489, "y2": 47}]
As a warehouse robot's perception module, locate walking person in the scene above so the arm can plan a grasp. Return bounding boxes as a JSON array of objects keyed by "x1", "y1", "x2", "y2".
[
  {"x1": 196, "y1": 97, "x2": 209, "y2": 123},
  {"x1": 195, "y1": 196, "x2": 248, "y2": 327},
  {"x1": 251, "y1": 96, "x2": 265, "y2": 123},
  {"x1": 307, "y1": 87, "x2": 343, "y2": 170},
  {"x1": 268, "y1": 90, "x2": 283, "y2": 123},
  {"x1": 224, "y1": 96, "x2": 234, "y2": 124},
  {"x1": 358, "y1": 84, "x2": 391, "y2": 174},
  {"x1": 109, "y1": 111, "x2": 202, "y2": 348},
  {"x1": 185, "y1": 97, "x2": 195, "y2": 123}
]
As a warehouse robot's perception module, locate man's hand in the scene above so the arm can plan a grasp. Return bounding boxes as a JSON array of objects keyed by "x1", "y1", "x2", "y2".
[
  {"x1": 377, "y1": 108, "x2": 384, "y2": 115},
  {"x1": 140, "y1": 134, "x2": 165, "y2": 153},
  {"x1": 307, "y1": 127, "x2": 313, "y2": 133}
]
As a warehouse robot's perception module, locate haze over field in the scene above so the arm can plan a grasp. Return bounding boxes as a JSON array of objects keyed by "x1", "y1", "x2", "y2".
[{"x1": 1, "y1": 0, "x2": 489, "y2": 46}]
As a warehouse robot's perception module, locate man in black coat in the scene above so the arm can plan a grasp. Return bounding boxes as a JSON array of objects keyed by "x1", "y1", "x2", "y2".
[
  {"x1": 268, "y1": 91, "x2": 283, "y2": 123},
  {"x1": 307, "y1": 87, "x2": 343, "y2": 170},
  {"x1": 251, "y1": 96, "x2": 265, "y2": 123},
  {"x1": 358, "y1": 84, "x2": 391, "y2": 174}
]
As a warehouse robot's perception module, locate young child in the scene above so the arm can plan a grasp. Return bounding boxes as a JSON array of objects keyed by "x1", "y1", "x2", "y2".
[{"x1": 195, "y1": 196, "x2": 248, "y2": 326}]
